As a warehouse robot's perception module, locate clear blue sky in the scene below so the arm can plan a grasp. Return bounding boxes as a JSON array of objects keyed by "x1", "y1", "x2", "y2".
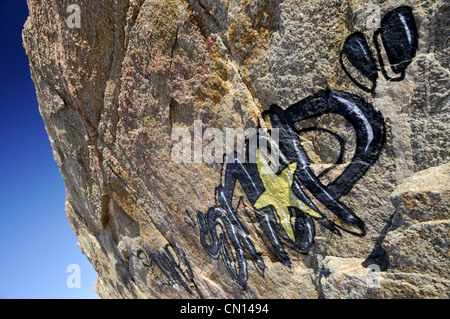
[{"x1": 0, "y1": 0, "x2": 98, "y2": 299}]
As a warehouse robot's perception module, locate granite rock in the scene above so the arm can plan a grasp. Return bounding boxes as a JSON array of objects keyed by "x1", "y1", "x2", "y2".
[{"x1": 23, "y1": 0, "x2": 449, "y2": 298}]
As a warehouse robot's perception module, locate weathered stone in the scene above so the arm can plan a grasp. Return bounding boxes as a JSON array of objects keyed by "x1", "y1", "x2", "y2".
[
  {"x1": 383, "y1": 163, "x2": 450, "y2": 279},
  {"x1": 320, "y1": 256, "x2": 450, "y2": 299},
  {"x1": 23, "y1": 0, "x2": 449, "y2": 298}
]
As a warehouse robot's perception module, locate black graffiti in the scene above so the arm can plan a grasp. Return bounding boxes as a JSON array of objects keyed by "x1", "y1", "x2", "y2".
[
  {"x1": 197, "y1": 202, "x2": 265, "y2": 288},
  {"x1": 340, "y1": 6, "x2": 418, "y2": 92},
  {"x1": 340, "y1": 32, "x2": 378, "y2": 93},
  {"x1": 193, "y1": 6, "x2": 418, "y2": 289},
  {"x1": 184, "y1": 209, "x2": 196, "y2": 228},
  {"x1": 272, "y1": 90, "x2": 386, "y2": 232},
  {"x1": 137, "y1": 243, "x2": 196, "y2": 295},
  {"x1": 374, "y1": 6, "x2": 418, "y2": 82},
  {"x1": 197, "y1": 89, "x2": 386, "y2": 288}
]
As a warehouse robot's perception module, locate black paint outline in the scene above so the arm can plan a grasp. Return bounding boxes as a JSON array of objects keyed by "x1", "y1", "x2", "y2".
[
  {"x1": 137, "y1": 243, "x2": 196, "y2": 295},
  {"x1": 192, "y1": 5, "x2": 420, "y2": 289},
  {"x1": 374, "y1": 6, "x2": 419, "y2": 82},
  {"x1": 340, "y1": 6, "x2": 418, "y2": 91},
  {"x1": 197, "y1": 89, "x2": 386, "y2": 288},
  {"x1": 340, "y1": 31, "x2": 378, "y2": 93}
]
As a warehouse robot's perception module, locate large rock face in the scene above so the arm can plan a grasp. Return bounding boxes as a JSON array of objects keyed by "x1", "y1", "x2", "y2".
[{"x1": 23, "y1": 0, "x2": 449, "y2": 298}]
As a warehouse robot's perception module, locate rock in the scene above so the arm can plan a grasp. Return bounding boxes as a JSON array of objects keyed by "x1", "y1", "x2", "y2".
[
  {"x1": 384, "y1": 163, "x2": 450, "y2": 280},
  {"x1": 319, "y1": 257, "x2": 371, "y2": 299},
  {"x1": 23, "y1": 0, "x2": 449, "y2": 298}
]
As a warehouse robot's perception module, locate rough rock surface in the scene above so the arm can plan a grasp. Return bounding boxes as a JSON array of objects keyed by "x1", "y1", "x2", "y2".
[
  {"x1": 23, "y1": 0, "x2": 448, "y2": 298},
  {"x1": 320, "y1": 163, "x2": 450, "y2": 298}
]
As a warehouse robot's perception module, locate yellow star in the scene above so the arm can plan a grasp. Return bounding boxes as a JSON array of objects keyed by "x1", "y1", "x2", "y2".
[{"x1": 253, "y1": 150, "x2": 321, "y2": 241}]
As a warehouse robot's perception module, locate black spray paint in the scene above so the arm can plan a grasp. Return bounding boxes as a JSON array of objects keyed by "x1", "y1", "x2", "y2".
[
  {"x1": 374, "y1": 6, "x2": 419, "y2": 82},
  {"x1": 137, "y1": 243, "x2": 196, "y2": 295},
  {"x1": 340, "y1": 32, "x2": 378, "y2": 93},
  {"x1": 196, "y1": 89, "x2": 386, "y2": 288},
  {"x1": 192, "y1": 6, "x2": 417, "y2": 289}
]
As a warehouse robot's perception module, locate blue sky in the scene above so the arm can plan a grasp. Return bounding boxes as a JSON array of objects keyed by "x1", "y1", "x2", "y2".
[{"x1": 0, "y1": 1, "x2": 98, "y2": 299}]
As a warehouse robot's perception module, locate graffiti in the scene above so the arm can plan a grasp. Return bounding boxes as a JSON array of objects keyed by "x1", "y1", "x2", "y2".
[
  {"x1": 195, "y1": 90, "x2": 386, "y2": 288},
  {"x1": 189, "y1": 6, "x2": 418, "y2": 288},
  {"x1": 340, "y1": 32, "x2": 379, "y2": 93},
  {"x1": 184, "y1": 209, "x2": 196, "y2": 228},
  {"x1": 374, "y1": 6, "x2": 418, "y2": 82},
  {"x1": 340, "y1": 6, "x2": 418, "y2": 92},
  {"x1": 137, "y1": 243, "x2": 196, "y2": 295}
]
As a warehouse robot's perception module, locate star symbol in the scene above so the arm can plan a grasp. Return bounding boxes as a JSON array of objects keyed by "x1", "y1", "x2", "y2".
[{"x1": 253, "y1": 150, "x2": 321, "y2": 241}]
